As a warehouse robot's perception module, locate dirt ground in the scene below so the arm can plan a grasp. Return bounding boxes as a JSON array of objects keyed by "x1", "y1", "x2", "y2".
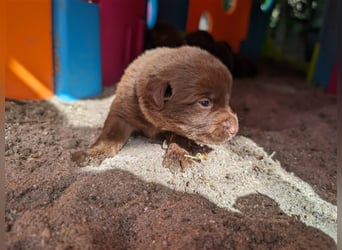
[{"x1": 5, "y1": 61, "x2": 337, "y2": 249}]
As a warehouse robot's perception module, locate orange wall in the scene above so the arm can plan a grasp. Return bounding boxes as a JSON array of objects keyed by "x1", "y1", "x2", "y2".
[
  {"x1": 186, "y1": 0, "x2": 252, "y2": 53},
  {"x1": 5, "y1": 0, "x2": 53, "y2": 100},
  {"x1": 1, "y1": 0, "x2": 5, "y2": 99}
]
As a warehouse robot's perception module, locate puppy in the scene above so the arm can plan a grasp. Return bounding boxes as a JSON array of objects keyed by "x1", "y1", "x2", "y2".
[{"x1": 71, "y1": 46, "x2": 239, "y2": 169}]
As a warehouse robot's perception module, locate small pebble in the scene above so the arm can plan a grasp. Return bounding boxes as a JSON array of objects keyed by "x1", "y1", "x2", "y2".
[{"x1": 41, "y1": 228, "x2": 51, "y2": 238}]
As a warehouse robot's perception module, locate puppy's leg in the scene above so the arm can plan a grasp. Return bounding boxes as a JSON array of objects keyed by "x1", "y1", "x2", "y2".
[
  {"x1": 162, "y1": 134, "x2": 211, "y2": 170},
  {"x1": 71, "y1": 109, "x2": 135, "y2": 167}
]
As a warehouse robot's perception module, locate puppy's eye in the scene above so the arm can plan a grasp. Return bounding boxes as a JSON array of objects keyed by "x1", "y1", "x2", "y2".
[{"x1": 197, "y1": 98, "x2": 212, "y2": 108}]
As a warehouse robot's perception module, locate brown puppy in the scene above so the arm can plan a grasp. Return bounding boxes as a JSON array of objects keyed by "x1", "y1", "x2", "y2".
[{"x1": 71, "y1": 46, "x2": 239, "y2": 169}]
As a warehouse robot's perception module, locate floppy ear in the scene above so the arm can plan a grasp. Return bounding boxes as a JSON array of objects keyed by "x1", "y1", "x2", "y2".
[{"x1": 145, "y1": 78, "x2": 172, "y2": 109}]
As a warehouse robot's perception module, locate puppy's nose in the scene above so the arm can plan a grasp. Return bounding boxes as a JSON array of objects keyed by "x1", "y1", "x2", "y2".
[
  {"x1": 229, "y1": 120, "x2": 239, "y2": 135},
  {"x1": 224, "y1": 117, "x2": 239, "y2": 136}
]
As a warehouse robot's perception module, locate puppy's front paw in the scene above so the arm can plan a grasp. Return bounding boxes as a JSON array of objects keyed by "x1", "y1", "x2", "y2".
[
  {"x1": 71, "y1": 147, "x2": 114, "y2": 167},
  {"x1": 163, "y1": 143, "x2": 195, "y2": 170},
  {"x1": 71, "y1": 148, "x2": 108, "y2": 167}
]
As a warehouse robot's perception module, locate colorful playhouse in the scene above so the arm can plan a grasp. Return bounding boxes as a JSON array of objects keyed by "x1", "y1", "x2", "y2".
[{"x1": 5, "y1": 0, "x2": 337, "y2": 101}]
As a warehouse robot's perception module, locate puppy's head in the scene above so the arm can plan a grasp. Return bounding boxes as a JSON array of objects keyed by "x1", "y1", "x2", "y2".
[{"x1": 138, "y1": 46, "x2": 238, "y2": 145}]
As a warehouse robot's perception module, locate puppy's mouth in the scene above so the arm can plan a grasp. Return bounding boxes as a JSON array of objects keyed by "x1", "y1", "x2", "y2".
[
  {"x1": 193, "y1": 134, "x2": 235, "y2": 147},
  {"x1": 179, "y1": 127, "x2": 238, "y2": 146},
  {"x1": 176, "y1": 116, "x2": 239, "y2": 146}
]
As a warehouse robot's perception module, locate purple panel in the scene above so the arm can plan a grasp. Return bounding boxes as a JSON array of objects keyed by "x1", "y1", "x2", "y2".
[{"x1": 100, "y1": 0, "x2": 146, "y2": 86}]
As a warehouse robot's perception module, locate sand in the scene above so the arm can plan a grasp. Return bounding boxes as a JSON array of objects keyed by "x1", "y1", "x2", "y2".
[{"x1": 5, "y1": 62, "x2": 337, "y2": 249}]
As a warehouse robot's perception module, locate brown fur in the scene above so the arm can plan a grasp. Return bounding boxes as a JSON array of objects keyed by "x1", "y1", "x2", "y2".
[{"x1": 71, "y1": 46, "x2": 238, "y2": 169}]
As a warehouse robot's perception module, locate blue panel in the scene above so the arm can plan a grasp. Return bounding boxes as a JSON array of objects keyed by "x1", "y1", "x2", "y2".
[
  {"x1": 240, "y1": 0, "x2": 274, "y2": 58},
  {"x1": 53, "y1": 0, "x2": 102, "y2": 102},
  {"x1": 313, "y1": 0, "x2": 337, "y2": 88},
  {"x1": 147, "y1": 0, "x2": 158, "y2": 28}
]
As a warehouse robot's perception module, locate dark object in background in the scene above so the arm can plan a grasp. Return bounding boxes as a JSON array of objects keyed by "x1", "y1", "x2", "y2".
[
  {"x1": 145, "y1": 26, "x2": 257, "y2": 78},
  {"x1": 144, "y1": 23, "x2": 184, "y2": 50},
  {"x1": 185, "y1": 31, "x2": 234, "y2": 74},
  {"x1": 233, "y1": 53, "x2": 258, "y2": 78},
  {"x1": 211, "y1": 41, "x2": 235, "y2": 75},
  {"x1": 184, "y1": 30, "x2": 257, "y2": 78},
  {"x1": 184, "y1": 30, "x2": 215, "y2": 52}
]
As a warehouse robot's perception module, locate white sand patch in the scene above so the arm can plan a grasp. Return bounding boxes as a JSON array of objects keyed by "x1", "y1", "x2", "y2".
[
  {"x1": 82, "y1": 136, "x2": 337, "y2": 243},
  {"x1": 48, "y1": 90, "x2": 115, "y2": 128}
]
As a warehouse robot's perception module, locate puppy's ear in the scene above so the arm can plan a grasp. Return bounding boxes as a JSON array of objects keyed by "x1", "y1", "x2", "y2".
[{"x1": 146, "y1": 80, "x2": 172, "y2": 109}]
